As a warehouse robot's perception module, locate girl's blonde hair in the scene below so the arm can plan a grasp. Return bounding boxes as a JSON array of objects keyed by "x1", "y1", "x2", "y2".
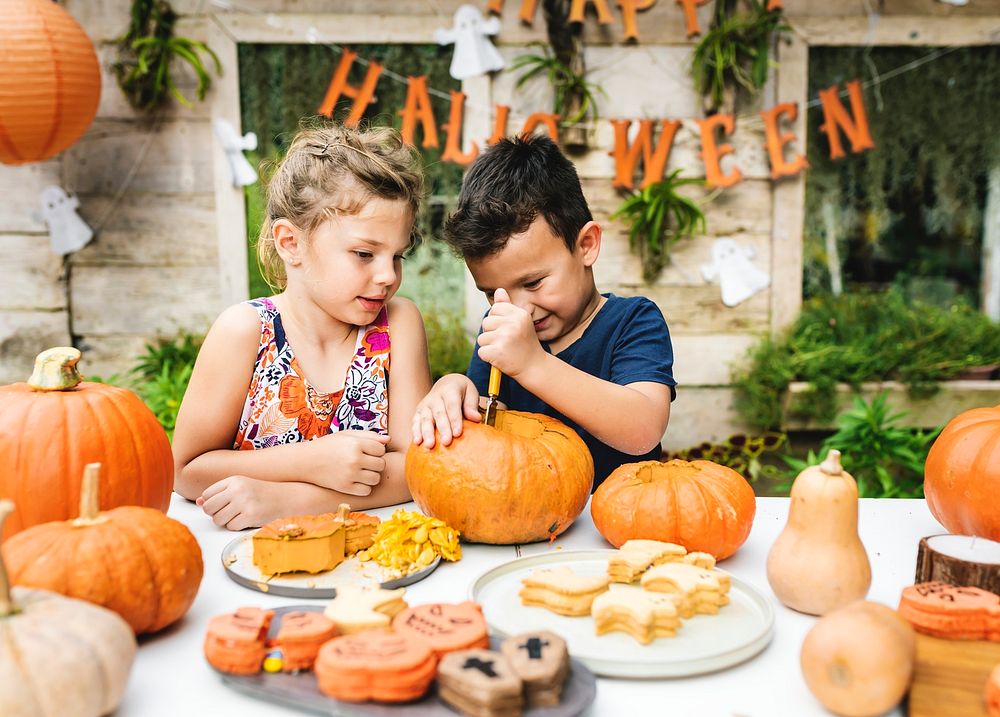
[{"x1": 256, "y1": 124, "x2": 424, "y2": 291}]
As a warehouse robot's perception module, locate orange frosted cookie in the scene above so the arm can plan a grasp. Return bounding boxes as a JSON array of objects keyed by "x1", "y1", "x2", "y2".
[
  {"x1": 203, "y1": 607, "x2": 274, "y2": 675},
  {"x1": 270, "y1": 611, "x2": 337, "y2": 672},
  {"x1": 987, "y1": 664, "x2": 1000, "y2": 717},
  {"x1": 519, "y1": 567, "x2": 611, "y2": 616},
  {"x1": 898, "y1": 581, "x2": 1000, "y2": 640},
  {"x1": 315, "y1": 631, "x2": 437, "y2": 703},
  {"x1": 323, "y1": 584, "x2": 408, "y2": 634},
  {"x1": 392, "y1": 602, "x2": 490, "y2": 658}
]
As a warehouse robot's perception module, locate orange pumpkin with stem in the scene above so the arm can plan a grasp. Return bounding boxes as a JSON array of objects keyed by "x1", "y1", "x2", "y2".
[
  {"x1": 0, "y1": 347, "x2": 173, "y2": 538},
  {"x1": 2, "y1": 463, "x2": 203, "y2": 634},
  {"x1": 591, "y1": 459, "x2": 756, "y2": 559},
  {"x1": 924, "y1": 404, "x2": 1000, "y2": 540},
  {"x1": 405, "y1": 409, "x2": 593, "y2": 544}
]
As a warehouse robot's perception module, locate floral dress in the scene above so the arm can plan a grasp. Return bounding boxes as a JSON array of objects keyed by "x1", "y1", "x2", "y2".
[{"x1": 233, "y1": 298, "x2": 390, "y2": 450}]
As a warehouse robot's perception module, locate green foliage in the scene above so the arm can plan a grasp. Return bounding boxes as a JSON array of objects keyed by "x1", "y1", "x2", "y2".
[
  {"x1": 113, "y1": 0, "x2": 221, "y2": 111},
  {"x1": 691, "y1": 0, "x2": 788, "y2": 112},
  {"x1": 777, "y1": 394, "x2": 939, "y2": 498},
  {"x1": 804, "y1": 46, "x2": 1000, "y2": 301},
  {"x1": 664, "y1": 432, "x2": 786, "y2": 483},
  {"x1": 611, "y1": 170, "x2": 707, "y2": 282},
  {"x1": 733, "y1": 289, "x2": 1000, "y2": 430},
  {"x1": 423, "y1": 311, "x2": 474, "y2": 382},
  {"x1": 509, "y1": 43, "x2": 605, "y2": 127},
  {"x1": 127, "y1": 334, "x2": 203, "y2": 439}
]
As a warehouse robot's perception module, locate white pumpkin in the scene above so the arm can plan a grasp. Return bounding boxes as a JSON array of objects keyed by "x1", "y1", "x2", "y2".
[{"x1": 0, "y1": 501, "x2": 136, "y2": 717}]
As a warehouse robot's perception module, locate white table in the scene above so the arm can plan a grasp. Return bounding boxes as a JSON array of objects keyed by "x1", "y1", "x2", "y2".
[{"x1": 117, "y1": 495, "x2": 944, "y2": 717}]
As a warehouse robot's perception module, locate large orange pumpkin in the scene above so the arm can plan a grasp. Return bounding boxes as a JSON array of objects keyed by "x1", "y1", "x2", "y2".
[
  {"x1": 0, "y1": 0, "x2": 101, "y2": 165},
  {"x1": 0, "y1": 347, "x2": 173, "y2": 538},
  {"x1": 3, "y1": 463, "x2": 203, "y2": 634},
  {"x1": 924, "y1": 404, "x2": 1000, "y2": 540},
  {"x1": 591, "y1": 459, "x2": 756, "y2": 559},
  {"x1": 405, "y1": 410, "x2": 593, "y2": 544}
]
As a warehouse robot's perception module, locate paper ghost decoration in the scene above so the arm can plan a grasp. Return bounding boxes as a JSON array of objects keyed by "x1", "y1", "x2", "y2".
[
  {"x1": 213, "y1": 118, "x2": 258, "y2": 187},
  {"x1": 700, "y1": 238, "x2": 770, "y2": 307},
  {"x1": 434, "y1": 4, "x2": 505, "y2": 81},
  {"x1": 37, "y1": 186, "x2": 93, "y2": 256}
]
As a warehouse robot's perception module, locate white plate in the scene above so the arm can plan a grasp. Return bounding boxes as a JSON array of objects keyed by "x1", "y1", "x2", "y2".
[
  {"x1": 222, "y1": 534, "x2": 441, "y2": 599},
  {"x1": 470, "y1": 549, "x2": 775, "y2": 678}
]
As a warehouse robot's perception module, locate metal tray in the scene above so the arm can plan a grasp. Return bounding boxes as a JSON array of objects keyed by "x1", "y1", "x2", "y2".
[{"x1": 470, "y1": 549, "x2": 775, "y2": 679}]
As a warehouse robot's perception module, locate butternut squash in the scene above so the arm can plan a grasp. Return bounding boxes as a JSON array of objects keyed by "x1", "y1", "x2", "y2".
[
  {"x1": 766, "y1": 449, "x2": 871, "y2": 615},
  {"x1": 800, "y1": 600, "x2": 916, "y2": 717}
]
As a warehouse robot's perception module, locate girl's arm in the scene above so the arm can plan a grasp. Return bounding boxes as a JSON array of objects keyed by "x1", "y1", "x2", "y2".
[{"x1": 377, "y1": 297, "x2": 433, "y2": 505}]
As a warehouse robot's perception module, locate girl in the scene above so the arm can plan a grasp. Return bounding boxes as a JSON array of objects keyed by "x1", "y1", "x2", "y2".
[{"x1": 173, "y1": 125, "x2": 432, "y2": 529}]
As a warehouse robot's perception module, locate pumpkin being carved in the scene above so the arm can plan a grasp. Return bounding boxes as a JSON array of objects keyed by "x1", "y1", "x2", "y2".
[
  {"x1": 924, "y1": 404, "x2": 1000, "y2": 540},
  {"x1": 3, "y1": 463, "x2": 203, "y2": 634},
  {"x1": 0, "y1": 500, "x2": 137, "y2": 717},
  {"x1": 0, "y1": 347, "x2": 173, "y2": 538},
  {"x1": 405, "y1": 409, "x2": 593, "y2": 544},
  {"x1": 591, "y1": 459, "x2": 756, "y2": 560}
]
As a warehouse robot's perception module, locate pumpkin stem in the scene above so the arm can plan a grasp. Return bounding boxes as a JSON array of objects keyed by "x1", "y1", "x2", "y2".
[
  {"x1": 0, "y1": 500, "x2": 18, "y2": 617},
  {"x1": 74, "y1": 463, "x2": 109, "y2": 526},
  {"x1": 27, "y1": 346, "x2": 84, "y2": 391},
  {"x1": 820, "y1": 449, "x2": 843, "y2": 476}
]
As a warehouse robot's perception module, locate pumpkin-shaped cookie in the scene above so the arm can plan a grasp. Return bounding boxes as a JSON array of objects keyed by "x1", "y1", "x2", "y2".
[
  {"x1": 392, "y1": 601, "x2": 490, "y2": 657},
  {"x1": 204, "y1": 607, "x2": 273, "y2": 675},
  {"x1": 315, "y1": 631, "x2": 437, "y2": 703},
  {"x1": 3, "y1": 463, "x2": 204, "y2": 634}
]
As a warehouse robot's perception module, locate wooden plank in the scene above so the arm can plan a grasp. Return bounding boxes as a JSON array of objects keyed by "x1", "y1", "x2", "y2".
[
  {"x1": 983, "y1": 167, "x2": 1000, "y2": 320},
  {"x1": 0, "y1": 311, "x2": 71, "y2": 384},
  {"x1": 670, "y1": 333, "x2": 760, "y2": 386},
  {"x1": 62, "y1": 119, "x2": 216, "y2": 195},
  {"x1": 792, "y1": 16, "x2": 1000, "y2": 46},
  {"x1": 661, "y1": 386, "x2": 756, "y2": 451},
  {"x1": 77, "y1": 334, "x2": 162, "y2": 383},
  {"x1": 71, "y1": 266, "x2": 223, "y2": 335},
  {"x1": 770, "y1": 32, "x2": 807, "y2": 335},
  {"x1": 785, "y1": 0, "x2": 1000, "y2": 17},
  {"x1": 208, "y1": 19, "x2": 251, "y2": 306},
  {"x1": 72, "y1": 193, "x2": 218, "y2": 266},
  {"x1": 0, "y1": 236, "x2": 67, "y2": 311},
  {"x1": 95, "y1": 43, "x2": 211, "y2": 120},
  {"x1": 909, "y1": 633, "x2": 1000, "y2": 717},
  {"x1": 0, "y1": 161, "x2": 61, "y2": 233},
  {"x1": 783, "y1": 381, "x2": 1000, "y2": 430},
  {"x1": 66, "y1": 0, "x2": 204, "y2": 40},
  {"x1": 614, "y1": 283, "x2": 771, "y2": 334}
]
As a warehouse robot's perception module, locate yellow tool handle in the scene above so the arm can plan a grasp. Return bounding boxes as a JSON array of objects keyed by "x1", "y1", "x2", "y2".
[{"x1": 488, "y1": 365, "x2": 502, "y2": 396}]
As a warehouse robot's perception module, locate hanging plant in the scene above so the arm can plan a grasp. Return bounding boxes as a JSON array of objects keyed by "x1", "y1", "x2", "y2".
[
  {"x1": 113, "y1": 0, "x2": 221, "y2": 111},
  {"x1": 611, "y1": 170, "x2": 707, "y2": 282},
  {"x1": 691, "y1": 0, "x2": 788, "y2": 114}
]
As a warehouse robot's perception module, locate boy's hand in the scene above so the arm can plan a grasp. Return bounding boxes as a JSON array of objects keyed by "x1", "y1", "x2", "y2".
[
  {"x1": 411, "y1": 374, "x2": 481, "y2": 448},
  {"x1": 477, "y1": 288, "x2": 545, "y2": 379},
  {"x1": 310, "y1": 430, "x2": 390, "y2": 495}
]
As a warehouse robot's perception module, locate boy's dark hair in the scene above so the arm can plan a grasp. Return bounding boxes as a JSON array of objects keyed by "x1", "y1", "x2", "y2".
[{"x1": 444, "y1": 134, "x2": 593, "y2": 259}]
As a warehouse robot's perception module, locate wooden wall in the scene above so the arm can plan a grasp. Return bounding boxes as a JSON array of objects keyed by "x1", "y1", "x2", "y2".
[{"x1": 0, "y1": 0, "x2": 996, "y2": 448}]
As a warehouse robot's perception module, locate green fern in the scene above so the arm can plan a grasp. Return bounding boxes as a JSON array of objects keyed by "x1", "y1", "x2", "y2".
[
  {"x1": 611, "y1": 170, "x2": 707, "y2": 282},
  {"x1": 509, "y1": 44, "x2": 605, "y2": 127}
]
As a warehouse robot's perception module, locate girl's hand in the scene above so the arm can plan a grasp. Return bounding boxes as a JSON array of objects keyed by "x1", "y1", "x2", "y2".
[
  {"x1": 477, "y1": 288, "x2": 545, "y2": 379},
  {"x1": 197, "y1": 475, "x2": 283, "y2": 530},
  {"x1": 311, "y1": 430, "x2": 390, "y2": 495}
]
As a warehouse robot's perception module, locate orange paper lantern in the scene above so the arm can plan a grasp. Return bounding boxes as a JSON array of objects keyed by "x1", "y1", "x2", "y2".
[{"x1": 0, "y1": 0, "x2": 101, "y2": 165}]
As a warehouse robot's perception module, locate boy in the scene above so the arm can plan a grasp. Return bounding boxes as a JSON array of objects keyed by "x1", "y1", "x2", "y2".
[{"x1": 410, "y1": 134, "x2": 675, "y2": 488}]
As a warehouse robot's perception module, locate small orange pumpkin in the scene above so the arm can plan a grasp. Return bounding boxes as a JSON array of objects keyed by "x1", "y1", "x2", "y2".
[
  {"x1": 924, "y1": 404, "x2": 1000, "y2": 540},
  {"x1": 0, "y1": 347, "x2": 173, "y2": 538},
  {"x1": 405, "y1": 410, "x2": 593, "y2": 544},
  {"x1": 591, "y1": 459, "x2": 756, "y2": 559},
  {"x1": 3, "y1": 463, "x2": 203, "y2": 634}
]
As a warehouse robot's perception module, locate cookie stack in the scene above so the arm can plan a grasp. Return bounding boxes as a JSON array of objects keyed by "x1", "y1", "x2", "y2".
[
  {"x1": 898, "y1": 581, "x2": 1000, "y2": 640},
  {"x1": 608, "y1": 540, "x2": 688, "y2": 582},
  {"x1": 203, "y1": 607, "x2": 274, "y2": 675},
  {"x1": 392, "y1": 601, "x2": 490, "y2": 658},
  {"x1": 518, "y1": 567, "x2": 611, "y2": 616},
  {"x1": 592, "y1": 584, "x2": 682, "y2": 644},
  {"x1": 323, "y1": 584, "x2": 408, "y2": 634},
  {"x1": 500, "y1": 630, "x2": 570, "y2": 707},
  {"x1": 641, "y1": 563, "x2": 731, "y2": 617},
  {"x1": 272, "y1": 611, "x2": 337, "y2": 671},
  {"x1": 315, "y1": 631, "x2": 437, "y2": 703},
  {"x1": 437, "y1": 648, "x2": 524, "y2": 717}
]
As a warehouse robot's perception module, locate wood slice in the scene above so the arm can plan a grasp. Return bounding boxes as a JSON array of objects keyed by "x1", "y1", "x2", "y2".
[{"x1": 916, "y1": 535, "x2": 1000, "y2": 595}]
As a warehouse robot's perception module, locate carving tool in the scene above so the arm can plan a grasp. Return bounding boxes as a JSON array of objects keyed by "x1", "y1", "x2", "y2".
[{"x1": 483, "y1": 365, "x2": 502, "y2": 427}]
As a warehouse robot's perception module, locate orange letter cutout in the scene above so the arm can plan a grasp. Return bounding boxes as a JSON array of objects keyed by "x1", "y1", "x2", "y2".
[
  {"x1": 697, "y1": 114, "x2": 743, "y2": 189},
  {"x1": 521, "y1": 113, "x2": 560, "y2": 142},
  {"x1": 488, "y1": 0, "x2": 540, "y2": 23},
  {"x1": 767, "y1": 0, "x2": 782, "y2": 9},
  {"x1": 618, "y1": 0, "x2": 656, "y2": 41},
  {"x1": 675, "y1": 0, "x2": 707, "y2": 37},
  {"x1": 441, "y1": 91, "x2": 479, "y2": 166},
  {"x1": 609, "y1": 119, "x2": 681, "y2": 189},
  {"x1": 570, "y1": 0, "x2": 615, "y2": 24},
  {"x1": 488, "y1": 105, "x2": 511, "y2": 145},
  {"x1": 818, "y1": 79, "x2": 876, "y2": 160},
  {"x1": 760, "y1": 102, "x2": 808, "y2": 179},
  {"x1": 398, "y1": 76, "x2": 439, "y2": 149},
  {"x1": 317, "y1": 50, "x2": 383, "y2": 127}
]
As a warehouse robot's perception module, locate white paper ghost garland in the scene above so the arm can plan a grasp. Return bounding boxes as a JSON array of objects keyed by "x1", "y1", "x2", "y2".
[
  {"x1": 700, "y1": 238, "x2": 770, "y2": 307},
  {"x1": 213, "y1": 118, "x2": 259, "y2": 188},
  {"x1": 36, "y1": 186, "x2": 94, "y2": 256},
  {"x1": 434, "y1": 4, "x2": 506, "y2": 81}
]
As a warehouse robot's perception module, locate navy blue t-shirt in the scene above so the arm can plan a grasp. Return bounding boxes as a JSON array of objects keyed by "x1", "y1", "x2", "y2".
[{"x1": 467, "y1": 294, "x2": 676, "y2": 490}]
